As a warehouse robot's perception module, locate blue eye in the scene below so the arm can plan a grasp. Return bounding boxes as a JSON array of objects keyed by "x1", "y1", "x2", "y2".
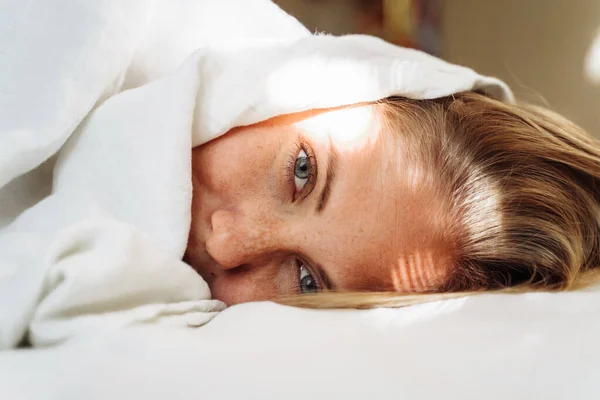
[
  {"x1": 298, "y1": 263, "x2": 318, "y2": 294},
  {"x1": 294, "y1": 149, "x2": 310, "y2": 192},
  {"x1": 286, "y1": 142, "x2": 317, "y2": 202}
]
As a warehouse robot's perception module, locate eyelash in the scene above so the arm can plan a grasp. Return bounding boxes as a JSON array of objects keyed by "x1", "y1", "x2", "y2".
[
  {"x1": 290, "y1": 258, "x2": 322, "y2": 294},
  {"x1": 285, "y1": 140, "x2": 318, "y2": 201}
]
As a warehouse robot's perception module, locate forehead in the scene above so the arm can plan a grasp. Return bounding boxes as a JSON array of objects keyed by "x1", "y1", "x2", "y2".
[
  {"x1": 294, "y1": 105, "x2": 380, "y2": 151},
  {"x1": 294, "y1": 106, "x2": 454, "y2": 292}
]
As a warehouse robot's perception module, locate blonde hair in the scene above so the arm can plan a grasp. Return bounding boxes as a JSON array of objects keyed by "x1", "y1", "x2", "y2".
[{"x1": 278, "y1": 91, "x2": 600, "y2": 309}]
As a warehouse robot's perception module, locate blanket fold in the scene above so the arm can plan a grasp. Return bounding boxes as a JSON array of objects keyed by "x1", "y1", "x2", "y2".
[{"x1": 0, "y1": 0, "x2": 513, "y2": 349}]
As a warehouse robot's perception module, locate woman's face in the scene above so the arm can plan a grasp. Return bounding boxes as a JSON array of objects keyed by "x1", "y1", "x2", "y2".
[{"x1": 186, "y1": 105, "x2": 453, "y2": 305}]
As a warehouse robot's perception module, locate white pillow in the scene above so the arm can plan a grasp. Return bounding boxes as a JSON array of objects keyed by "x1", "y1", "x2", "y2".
[{"x1": 2, "y1": 292, "x2": 600, "y2": 399}]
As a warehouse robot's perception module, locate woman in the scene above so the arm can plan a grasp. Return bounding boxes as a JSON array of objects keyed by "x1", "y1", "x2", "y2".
[{"x1": 186, "y1": 91, "x2": 600, "y2": 308}]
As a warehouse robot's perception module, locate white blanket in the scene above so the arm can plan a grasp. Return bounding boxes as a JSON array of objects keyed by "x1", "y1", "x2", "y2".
[{"x1": 0, "y1": 0, "x2": 512, "y2": 349}]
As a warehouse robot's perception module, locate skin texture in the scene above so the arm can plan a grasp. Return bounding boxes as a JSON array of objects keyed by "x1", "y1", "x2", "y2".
[{"x1": 186, "y1": 105, "x2": 454, "y2": 305}]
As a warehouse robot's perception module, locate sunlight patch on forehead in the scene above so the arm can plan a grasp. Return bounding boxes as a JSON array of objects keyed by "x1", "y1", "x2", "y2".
[{"x1": 295, "y1": 105, "x2": 382, "y2": 152}]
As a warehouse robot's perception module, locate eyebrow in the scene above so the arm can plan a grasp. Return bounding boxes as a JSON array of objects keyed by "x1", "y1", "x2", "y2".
[
  {"x1": 314, "y1": 262, "x2": 335, "y2": 290},
  {"x1": 315, "y1": 143, "x2": 340, "y2": 214}
]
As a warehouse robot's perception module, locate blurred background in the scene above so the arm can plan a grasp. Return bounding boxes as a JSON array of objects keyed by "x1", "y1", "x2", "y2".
[{"x1": 274, "y1": 0, "x2": 600, "y2": 135}]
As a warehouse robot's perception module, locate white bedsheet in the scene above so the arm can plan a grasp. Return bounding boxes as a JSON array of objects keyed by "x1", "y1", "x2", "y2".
[{"x1": 2, "y1": 293, "x2": 600, "y2": 399}]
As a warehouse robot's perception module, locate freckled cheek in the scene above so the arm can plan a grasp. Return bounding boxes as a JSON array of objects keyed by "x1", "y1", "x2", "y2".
[
  {"x1": 209, "y1": 267, "x2": 288, "y2": 305},
  {"x1": 195, "y1": 137, "x2": 279, "y2": 200},
  {"x1": 209, "y1": 279, "x2": 266, "y2": 306}
]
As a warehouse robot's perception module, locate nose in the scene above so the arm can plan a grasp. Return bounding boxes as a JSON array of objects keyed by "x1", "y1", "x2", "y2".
[{"x1": 205, "y1": 208, "x2": 279, "y2": 269}]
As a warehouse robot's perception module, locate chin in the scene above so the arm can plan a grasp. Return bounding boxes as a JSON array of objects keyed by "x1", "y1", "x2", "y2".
[{"x1": 207, "y1": 283, "x2": 234, "y2": 306}]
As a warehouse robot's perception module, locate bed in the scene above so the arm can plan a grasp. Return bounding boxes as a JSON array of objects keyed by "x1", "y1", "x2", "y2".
[{"x1": 1, "y1": 1, "x2": 599, "y2": 398}]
